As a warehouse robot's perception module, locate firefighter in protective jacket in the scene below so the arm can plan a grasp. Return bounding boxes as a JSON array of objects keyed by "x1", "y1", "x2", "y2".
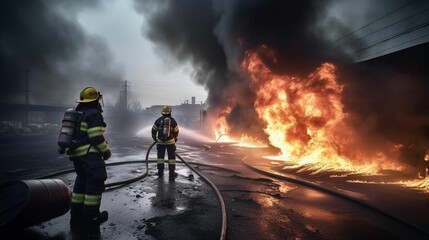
[
  {"x1": 151, "y1": 105, "x2": 179, "y2": 179},
  {"x1": 68, "y1": 86, "x2": 111, "y2": 232}
]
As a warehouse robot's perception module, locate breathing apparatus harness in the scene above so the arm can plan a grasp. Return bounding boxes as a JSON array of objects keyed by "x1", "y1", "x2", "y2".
[
  {"x1": 58, "y1": 109, "x2": 82, "y2": 154},
  {"x1": 58, "y1": 89, "x2": 104, "y2": 155},
  {"x1": 158, "y1": 115, "x2": 172, "y2": 141}
]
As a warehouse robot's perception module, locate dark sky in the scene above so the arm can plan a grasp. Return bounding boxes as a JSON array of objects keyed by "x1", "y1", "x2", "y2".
[
  {"x1": 134, "y1": 0, "x2": 429, "y2": 108},
  {"x1": 134, "y1": 0, "x2": 429, "y2": 165},
  {"x1": 2, "y1": 0, "x2": 429, "y2": 165},
  {"x1": 0, "y1": 0, "x2": 123, "y2": 105},
  {"x1": 2, "y1": 0, "x2": 428, "y2": 107}
]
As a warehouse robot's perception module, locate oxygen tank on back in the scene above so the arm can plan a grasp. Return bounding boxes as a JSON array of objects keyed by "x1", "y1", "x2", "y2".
[
  {"x1": 160, "y1": 117, "x2": 171, "y2": 141},
  {"x1": 58, "y1": 108, "x2": 80, "y2": 154}
]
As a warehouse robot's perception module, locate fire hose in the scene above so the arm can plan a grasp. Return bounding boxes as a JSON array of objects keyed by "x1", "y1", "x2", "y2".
[
  {"x1": 0, "y1": 142, "x2": 228, "y2": 240},
  {"x1": 176, "y1": 152, "x2": 227, "y2": 240}
]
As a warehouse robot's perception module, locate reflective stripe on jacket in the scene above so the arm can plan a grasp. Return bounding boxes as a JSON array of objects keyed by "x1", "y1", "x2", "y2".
[
  {"x1": 67, "y1": 108, "x2": 109, "y2": 158},
  {"x1": 151, "y1": 115, "x2": 179, "y2": 145}
]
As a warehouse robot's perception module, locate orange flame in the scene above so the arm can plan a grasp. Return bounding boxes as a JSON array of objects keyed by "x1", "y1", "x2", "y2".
[
  {"x1": 398, "y1": 177, "x2": 429, "y2": 193},
  {"x1": 214, "y1": 115, "x2": 267, "y2": 147},
  {"x1": 213, "y1": 106, "x2": 267, "y2": 147},
  {"x1": 235, "y1": 135, "x2": 268, "y2": 148},
  {"x1": 209, "y1": 45, "x2": 428, "y2": 193},
  {"x1": 214, "y1": 106, "x2": 235, "y2": 142},
  {"x1": 240, "y1": 45, "x2": 402, "y2": 174}
]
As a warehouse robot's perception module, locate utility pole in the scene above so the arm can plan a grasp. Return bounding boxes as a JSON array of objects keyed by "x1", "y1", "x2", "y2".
[
  {"x1": 24, "y1": 70, "x2": 30, "y2": 127},
  {"x1": 124, "y1": 80, "x2": 128, "y2": 109},
  {"x1": 25, "y1": 70, "x2": 29, "y2": 105},
  {"x1": 122, "y1": 80, "x2": 129, "y2": 109}
]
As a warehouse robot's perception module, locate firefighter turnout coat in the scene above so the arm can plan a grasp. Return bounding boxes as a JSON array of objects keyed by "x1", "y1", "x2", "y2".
[
  {"x1": 151, "y1": 114, "x2": 179, "y2": 145},
  {"x1": 67, "y1": 108, "x2": 110, "y2": 158}
]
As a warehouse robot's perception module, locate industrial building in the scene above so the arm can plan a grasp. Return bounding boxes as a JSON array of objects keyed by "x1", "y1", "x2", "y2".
[{"x1": 141, "y1": 96, "x2": 207, "y2": 132}]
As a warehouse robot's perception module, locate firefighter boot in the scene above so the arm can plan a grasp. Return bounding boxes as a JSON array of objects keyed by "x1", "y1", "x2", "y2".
[
  {"x1": 169, "y1": 164, "x2": 178, "y2": 180},
  {"x1": 85, "y1": 211, "x2": 108, "y2": 225},
  {"x1": 85, "y1": 211, "x2": 108, "y2": 229},
  {"x1": 92, "y1": 211, "x2": 109, "y2": 224},
  {"x1": 157, "y1": 163, "x2": 164, "y2": 176},
  {"x1": 70, "y1": 201, "x2": 84, "y2": 231},
  {"x1": 79, "y1": 211, "x2": 107, "y2": 239}
]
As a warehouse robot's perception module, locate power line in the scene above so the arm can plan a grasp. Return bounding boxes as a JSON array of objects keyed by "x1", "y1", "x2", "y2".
[
  {"x1": 328, "y1": 0, "x2": 418, "y2": 47},
  {"x1": 358, "y1": 31, "x2": 429, "y2": 61},
  {"x1": 351, "y1": 20, "x2": 429, "y2": 56},
  {"x1": 333, "y1": 7, "x2": 429, "y2": 50},
  {"x1": 326, "y1": 1, "x2": 429, "y2": 61}
]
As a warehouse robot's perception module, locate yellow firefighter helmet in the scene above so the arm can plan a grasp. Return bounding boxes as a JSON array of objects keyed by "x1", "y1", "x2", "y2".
[
  {"x1": 161, "y1": 105, "x2": 172, "y2": 115},
  {"x1": 76, "y1": 87, "x2": 102, "y2": 103}
]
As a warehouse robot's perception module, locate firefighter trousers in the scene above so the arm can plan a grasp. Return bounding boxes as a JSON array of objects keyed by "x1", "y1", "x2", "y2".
[
  {"x1": 157, "y1": 144, "x2": 176, "y2": 173},
  {"x1": 70, "y1": 153, "x2": 107, "y2": 220}
]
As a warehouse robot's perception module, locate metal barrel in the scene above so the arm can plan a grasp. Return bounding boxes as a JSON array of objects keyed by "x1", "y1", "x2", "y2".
[{"x1": 0, "y1": 179, "x2": 71, "y2": 230}]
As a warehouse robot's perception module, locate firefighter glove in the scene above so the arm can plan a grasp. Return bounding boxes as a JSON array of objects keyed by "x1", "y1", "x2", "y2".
[{"x1": 102, "y1": 150, "x2": 111, "y2": 161}]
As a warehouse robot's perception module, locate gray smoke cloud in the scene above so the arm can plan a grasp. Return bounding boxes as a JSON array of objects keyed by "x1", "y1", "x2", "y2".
[
  {"x1": 135, "y1": 0, "x2": 429, "y2": 169},
  {"x1": 0, "y1": 0, "x2": 123, "y2": 105},
  {"x1": 133, "y1": 0, "x2": 354, "y2": 139}
]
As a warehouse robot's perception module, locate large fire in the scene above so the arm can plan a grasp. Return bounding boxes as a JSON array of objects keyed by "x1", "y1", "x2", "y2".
[
  {"x1": 209, "y1": 45, "x2": 429, "y2": 193},
  {"x1": 214, "y1": 103, "x2": 267, "y2": 148},
  {"x1": 215, "y1": 45, "x2": 406, "y2": 175},
  {"x1": 242, "y1": 45, "x2": 377, "y2": 173}
]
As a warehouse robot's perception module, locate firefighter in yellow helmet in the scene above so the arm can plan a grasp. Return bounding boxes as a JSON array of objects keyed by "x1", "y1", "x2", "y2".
[
  {"x1": 151, "y1": 105, "x2": 180, "y2": 180},
  {"x1": 68, "y1": 86, "x2": 111, "y2": 234}
]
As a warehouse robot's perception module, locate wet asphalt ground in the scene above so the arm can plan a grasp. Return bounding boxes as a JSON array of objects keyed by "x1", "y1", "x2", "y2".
[
  {"x1": 1, "y1": 134, "x2": 223, "y2": 240},
  {"x1": 193, "y1": 143, "x2": 429, "y2": 240},
  {"x1": 1, "y1": 133, "x2": 429, "y2": 239}
]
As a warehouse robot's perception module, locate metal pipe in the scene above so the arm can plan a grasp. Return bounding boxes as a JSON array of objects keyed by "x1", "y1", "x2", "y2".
[{"x1": 0, "y1": 179, "x2": 71, "y2": 230}]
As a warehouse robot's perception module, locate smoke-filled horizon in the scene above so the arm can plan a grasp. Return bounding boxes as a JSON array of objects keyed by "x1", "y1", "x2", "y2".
[
  {"x1": 2, "y1": 0, "x2": 429, "y2": 169},
  {"x1": 135, "y1": 0, "x2": 429, "y2": 169},
  {"x1": 0, "y1": 0, "x2": 123, "y2": 106},
  {"x1": 134, "y1": 0, "x2": 353, "y2": 105}
]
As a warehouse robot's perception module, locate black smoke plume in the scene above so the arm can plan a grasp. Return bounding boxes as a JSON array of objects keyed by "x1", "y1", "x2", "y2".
[
  {"x1": 0, "y1": 0, "x2": 122, "y2": 105},
  {"x1": 134, "y1": 0, "x2": 353, "y2": 140},
  {"x1": 135, "y1": 0, "x2": 429, "y2": 170}
]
